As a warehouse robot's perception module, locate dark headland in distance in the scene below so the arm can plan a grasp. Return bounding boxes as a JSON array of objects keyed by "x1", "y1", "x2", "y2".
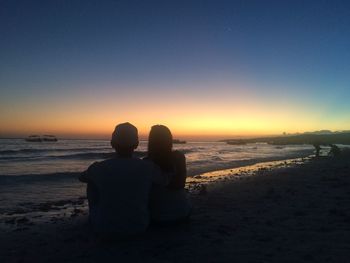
[{"x1": 221, "y1": 131, "x2": 350, "y2": 145}]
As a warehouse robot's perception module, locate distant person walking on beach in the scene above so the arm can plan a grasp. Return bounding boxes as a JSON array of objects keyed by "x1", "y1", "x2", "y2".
[
  {"x1": 313, "y1": 143, "x2": 321, "y2": 157},
  {"x1": 329, "y1": 144, "x2": 341, "y2": 157},
  {"x1": 79, "y1": 122, "x2": 168, "y2": 238},
  {"x1": 145, "y1": 125, "x2": 191, "y2": 224}
]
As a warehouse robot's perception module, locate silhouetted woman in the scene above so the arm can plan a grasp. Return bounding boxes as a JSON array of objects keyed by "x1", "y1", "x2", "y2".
[{"x1": 146, "y1": 125, "x2": 191, "y2": 224}]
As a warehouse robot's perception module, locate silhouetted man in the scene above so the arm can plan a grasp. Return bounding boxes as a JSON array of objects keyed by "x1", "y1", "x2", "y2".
[{"x1": 79, "y1": 122, "x2": 168, "y2": 238}]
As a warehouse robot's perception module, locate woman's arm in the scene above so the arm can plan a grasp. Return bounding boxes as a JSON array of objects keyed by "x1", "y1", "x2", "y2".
[{"x1": 169, "y1": 151, "x2": 187, "y2": 189}]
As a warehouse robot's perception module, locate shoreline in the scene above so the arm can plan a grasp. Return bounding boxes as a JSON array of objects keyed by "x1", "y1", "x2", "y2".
[
  {"x1": 0, "y1": 154, "x2": 313, "y2": 220},
  {"x1": 186, "y1": 148, "x2": 314, "y2": 176},
  {"x1": 187, "y1": 154, "x2": 313, "y2": 187}
]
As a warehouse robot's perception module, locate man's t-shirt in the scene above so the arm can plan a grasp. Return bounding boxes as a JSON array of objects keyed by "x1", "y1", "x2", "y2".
[{"x1": 81, "y1": 157, "x2": 166, "y2": 237}]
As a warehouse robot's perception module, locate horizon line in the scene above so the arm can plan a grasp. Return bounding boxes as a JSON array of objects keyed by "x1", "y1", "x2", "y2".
[{"x1": 1, "y1": 129, "x2": 349, "y2": 141}]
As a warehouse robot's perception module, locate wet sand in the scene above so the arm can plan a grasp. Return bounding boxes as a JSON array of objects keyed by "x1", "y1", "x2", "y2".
[{"x1": 1, "y1": 151, "x2": 350, "y2": 262}]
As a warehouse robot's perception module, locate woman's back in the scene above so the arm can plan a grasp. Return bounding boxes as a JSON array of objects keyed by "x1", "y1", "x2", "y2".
[{"x1": 147, "y1": 125, "x2": 191, "y2": 223}]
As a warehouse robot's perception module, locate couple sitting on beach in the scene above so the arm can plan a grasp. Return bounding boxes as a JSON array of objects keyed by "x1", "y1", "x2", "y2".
[{"x1": 79, "y1": 122, "x2": 191, "y2": 238}]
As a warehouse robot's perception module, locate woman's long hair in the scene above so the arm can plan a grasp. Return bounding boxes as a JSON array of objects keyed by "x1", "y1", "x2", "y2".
[{"x1": 148, "y1": 125, "x2": 174, "y2": 172}]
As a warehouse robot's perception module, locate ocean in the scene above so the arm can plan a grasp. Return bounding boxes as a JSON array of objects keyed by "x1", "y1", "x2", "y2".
[
  {"x1": 0, "y1": 138, "x2": 315, "y2": 215},
  {"x1": 0, "y1": 138, "x2": 315, "y2": 176}
]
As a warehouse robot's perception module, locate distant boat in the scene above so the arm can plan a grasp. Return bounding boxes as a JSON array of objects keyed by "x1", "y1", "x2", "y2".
[
  {"x1": 25, "y1": 135, "x2": 58, "y2": 142},
  {"x1": 42, "y1": 135, "x2": 58, "y2": 142},
  {"x1": 25, "y1": 135, "x2": 42, "y2": 142},
  {"x1": 173, "y1": 139, "x2": 187, "y2": 144}
]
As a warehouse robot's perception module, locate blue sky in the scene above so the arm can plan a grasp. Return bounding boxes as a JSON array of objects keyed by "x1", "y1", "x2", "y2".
[{"x1": 1, "y1": 0, "x2": 350, "y2": 137}]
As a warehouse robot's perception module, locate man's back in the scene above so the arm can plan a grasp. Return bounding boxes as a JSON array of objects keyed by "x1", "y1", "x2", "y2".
[{"x1": 83, "y1": 157, "x2": 160, "y2": 237}]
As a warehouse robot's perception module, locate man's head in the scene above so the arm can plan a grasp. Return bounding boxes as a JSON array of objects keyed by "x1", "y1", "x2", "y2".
[{"x1": 111, "y1": 122, "x2": 139, "y2": 157}]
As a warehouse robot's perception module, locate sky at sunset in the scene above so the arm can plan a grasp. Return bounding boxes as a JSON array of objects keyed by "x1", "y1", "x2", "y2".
[{"x1": 1, "y1": 0, "x2": 350, "y2": 139}]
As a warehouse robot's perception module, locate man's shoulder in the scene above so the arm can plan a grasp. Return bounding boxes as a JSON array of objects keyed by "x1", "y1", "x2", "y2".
[
  {"x1": 85, "y1": 158, "x2": 151, "y2": 179},
  {"x1": 96, "y1": 157, "x2": 154, "y2": 168},
  {"x1": 89, "y1": 159, "x2": 112, "y2": 168},
  {"x1": 86, "y1": 158, "x2": 116, "y2": 172}
]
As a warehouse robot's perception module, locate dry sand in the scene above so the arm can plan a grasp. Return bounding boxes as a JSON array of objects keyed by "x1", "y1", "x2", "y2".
[{"x1": 1, "y1": 151, "x2": 350, "y2": 262}]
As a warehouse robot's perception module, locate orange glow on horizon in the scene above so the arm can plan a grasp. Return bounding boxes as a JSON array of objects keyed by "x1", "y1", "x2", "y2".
[
  {"x1": 1, "y1": 82, "x2": 349, "y2": 140},
  {"x1": 1, "y1": 99, "x2": 348, "y2": 140}
]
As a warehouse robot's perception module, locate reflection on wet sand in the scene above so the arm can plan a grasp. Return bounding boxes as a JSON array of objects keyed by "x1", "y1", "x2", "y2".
[{"x1": 186, "y1": 156, "x2": 312, "y2": 193}]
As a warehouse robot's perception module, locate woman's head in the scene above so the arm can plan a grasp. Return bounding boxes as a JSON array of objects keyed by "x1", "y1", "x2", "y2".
[{"x1": 148, "y1": 125, "x2": 173, "y2": 158}]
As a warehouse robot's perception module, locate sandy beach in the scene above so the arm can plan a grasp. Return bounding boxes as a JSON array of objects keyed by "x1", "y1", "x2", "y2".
[{"x1": 1, "y1": 150, "x2": 350, "y2": 263}]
